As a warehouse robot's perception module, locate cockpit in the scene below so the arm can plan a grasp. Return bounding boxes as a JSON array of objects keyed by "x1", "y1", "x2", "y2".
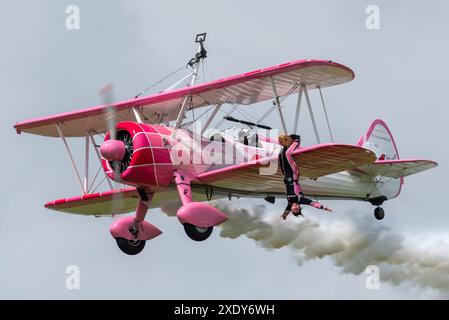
[{"x1": 209, "y1": 128, "x2": 261, "y2": 148}]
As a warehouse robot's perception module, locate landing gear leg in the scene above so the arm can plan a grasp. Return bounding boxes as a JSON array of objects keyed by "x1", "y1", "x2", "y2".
[
  {"x1": 111, "y1": 191, "x2": 161, "y2": 255},
  {"x1": 174, "y1": 172, "x2": 223, "y2": 242},
  {"x1": 374, "y1": 206, "x2": 385, "y2": 220}
]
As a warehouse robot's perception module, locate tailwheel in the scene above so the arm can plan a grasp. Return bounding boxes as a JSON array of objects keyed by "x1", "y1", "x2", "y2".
[
  {"x1": 115, "y1": 237, "x2": 146, "y2": 255},
  {"x1": 183, "y1": 223, "x2": 213, "y2": 241},
  {"x1": 374, "y1": 207, "x2": 385, "y2": 220}
]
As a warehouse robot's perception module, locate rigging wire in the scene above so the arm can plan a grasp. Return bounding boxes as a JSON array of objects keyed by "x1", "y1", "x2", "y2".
[
  {"x1": 204, "y1": 60, "x2": 215, "y2": 80},
  {"x1": 255, "y1": 83, "x2": 299, "y2": 125},
  {"x1": 215, "y1": 105, "x2": 238, "y2": 128},
  {"x1": 87, "y1": 164, "x2": 103, "y2": 193},
  {"x1": 202, "y1": 59, "x2": 206, "y2": 83},
  {"x1": 134, "y1": 66, "x2": 186, "y2": 98},
  {"x1": 230, "y1": 103, "x2": 259, "y2": 122},
  {"x1": 366, "y1": 164, "x2": 394, "y2": 197},
  {"x1": 91, "y1": 175, "x2": 107, "y2": 194},
  {"x1": 195, "y1": 104, "x2": 216, "y2": 122},
  {"x1": 212, "y1": 82, "x2": 298, "y2": 131}
]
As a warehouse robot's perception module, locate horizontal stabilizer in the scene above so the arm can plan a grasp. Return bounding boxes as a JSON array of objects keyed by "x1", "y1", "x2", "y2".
[{"x1": 356, "y1": 159, "x2": 438, "y2": 178}]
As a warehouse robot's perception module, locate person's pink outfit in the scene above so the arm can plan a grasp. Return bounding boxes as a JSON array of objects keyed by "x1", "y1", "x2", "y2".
[{"x1": 285, "y1": 141, "x2": 302, "y2": 195}]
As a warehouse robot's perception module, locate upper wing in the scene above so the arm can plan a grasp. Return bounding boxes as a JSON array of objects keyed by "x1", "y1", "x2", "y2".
[
  {"x1": 14, "y1": 59, "x2": 354, "y2": 137},
  {"x1": 355, "y1": 159, "x2": 438, "y2": 178},
  {"x1": 196, "y1": 144, "x2": 376, "y2": 192}
]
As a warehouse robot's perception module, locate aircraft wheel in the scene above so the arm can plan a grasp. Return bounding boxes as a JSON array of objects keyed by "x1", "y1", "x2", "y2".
[
  {"x1": 115, "y1": 237, "x2": 146, "y2": 255},
  {"x1": 374, "y1": 207, "x2": 385, "y2": 220},
  {"x1": 183, "y1": 223, "x2": 213, "y2": 241}
]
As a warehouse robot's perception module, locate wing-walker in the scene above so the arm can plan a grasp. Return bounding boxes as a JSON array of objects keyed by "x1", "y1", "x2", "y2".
[{"x1": 14, "y1": 34, "x2": 437, "y2": 255}]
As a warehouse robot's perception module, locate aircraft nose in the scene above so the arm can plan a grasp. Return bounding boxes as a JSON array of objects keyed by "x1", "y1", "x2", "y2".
[{"x1": 100, "y1": 139, "x2": 126, "y2": 161}]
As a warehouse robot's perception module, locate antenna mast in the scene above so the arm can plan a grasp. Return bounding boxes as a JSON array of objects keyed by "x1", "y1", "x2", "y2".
[{"x1": 171, "y1": 33, "x2": 208, "y2": 134}]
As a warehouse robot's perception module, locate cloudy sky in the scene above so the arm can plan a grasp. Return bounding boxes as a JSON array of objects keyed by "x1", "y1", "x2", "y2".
[{"x1": 1, "y1": 0, "x2": 448, "y2": 299}]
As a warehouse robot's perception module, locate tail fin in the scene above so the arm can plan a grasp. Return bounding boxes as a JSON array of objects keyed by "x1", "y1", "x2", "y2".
[{"x1": 357, "y1": 119, "x2": 399, "y2": 161}]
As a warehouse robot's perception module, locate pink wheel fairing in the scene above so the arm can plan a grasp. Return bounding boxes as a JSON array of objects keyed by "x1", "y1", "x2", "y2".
[
  {"x1": 177, "y1": 202, "x2": 228, "y2": 228},
  {"x1": 110, "y1": 215, "x2": 162, "y2": 241}
]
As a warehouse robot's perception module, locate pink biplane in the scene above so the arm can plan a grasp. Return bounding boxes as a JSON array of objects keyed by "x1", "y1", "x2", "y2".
[{"x1": 14, "y1": 34, "x2": 437, "y2": 255}]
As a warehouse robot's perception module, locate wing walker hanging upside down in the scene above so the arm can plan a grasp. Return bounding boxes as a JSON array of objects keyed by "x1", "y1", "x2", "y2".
[{"x1": 278, "y1": 133, "x2": 332, "y2": 220}]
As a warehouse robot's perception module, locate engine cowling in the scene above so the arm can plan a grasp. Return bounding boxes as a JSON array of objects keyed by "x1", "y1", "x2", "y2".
[{"x1": 101, "y1": 122, "x2": 174, "y2": 187}]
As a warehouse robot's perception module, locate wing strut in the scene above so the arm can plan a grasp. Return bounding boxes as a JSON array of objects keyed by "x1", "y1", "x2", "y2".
[
  {"x1": 303, "y1": 86, "x2": 321, "y2": 144},
  {"x1": 269, "y1": 76, "x2": 288, "y2": 134},
  {"x1": 90, "y1": 135, "x2": 114, "y2": 190},
  {"x1": 293, "y1": 85, "x2": 304, "y2": 133},
  {"x1": 56, "y1": 123, "x2": 85, "y2": 194},
  {"x1": 132, "y1": 107, "x2": 144, "y2": 123},
  {"x1": 201, "y1": 104, "x2": 222, "y2": 135},
  {"x1": 318, "y1": 86, "x2": 334, "y2": 142},
  {"x1": 84, "y1": 135, "x2": 89, "y2": 193}
]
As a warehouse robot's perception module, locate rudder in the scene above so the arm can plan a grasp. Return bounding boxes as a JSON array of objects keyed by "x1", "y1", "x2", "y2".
[
  {"x1": 357, "y1": 119, "x2": 399, "y2": 161},
  {"x1": 357, "y1": 119, "x2": 403, "y2": 200}
]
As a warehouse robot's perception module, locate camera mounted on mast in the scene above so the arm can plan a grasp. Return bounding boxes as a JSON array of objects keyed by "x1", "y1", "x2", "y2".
[{"x1": 187, "y1": 33, "x2": 207, "y2": 68}]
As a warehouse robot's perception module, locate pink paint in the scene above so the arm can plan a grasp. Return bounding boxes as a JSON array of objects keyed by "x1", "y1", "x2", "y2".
[
  {"x1": 44, "y1": 187, "x2": 136, "y2": 209},
  {"x1": 286, "y1": 141, "x2": 302, "y2": 194},
  {"x1": 258, "y1": 135, "x2": 279, "y2": 144},
  {"x1": 152, "y1": 125, "x2": 172, "y2": 135},
  {"x1": 110, "y1": 215, "x2": 162, "y2": 241},
  {"x1": 100, "y1": 139, "x2": 126, "y2": 161},
  {"x1": 133, "y1": 133, "x2": 151, "y2": 150},
  {"x1": 120, "y1": 166, "x2": 158, "y2": 187},
  {"x1": 135, "y1": 194, "x2": 153, "y2": 221},
  {"x1": 311, "y1": 202, "x2": 322, "y2": 209},
  {"x1": 174, "y1": 172, "x2": 193, "y2": 204},
  {"x1": 100, "y1": 121, "x2": 174, "y2": 187},
  {"x1": 176, "y1": 202, "x2": 228, "y2": 228}
]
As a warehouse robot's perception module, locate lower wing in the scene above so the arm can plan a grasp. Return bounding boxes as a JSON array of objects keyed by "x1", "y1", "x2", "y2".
[{"x1": 44, "y1": 144, "x2": 377, "y2": 215}]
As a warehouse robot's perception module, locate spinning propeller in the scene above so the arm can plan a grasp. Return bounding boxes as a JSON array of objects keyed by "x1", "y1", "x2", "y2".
[{"x1": 98, "y1": 84, "x2": 129, "y2": 175}]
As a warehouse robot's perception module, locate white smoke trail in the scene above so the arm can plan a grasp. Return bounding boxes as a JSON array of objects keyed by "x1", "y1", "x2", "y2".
[
  {"x1": 214, "y1": 202, "x2": 449, "y2": 297},
  {"x1": 160, "y1": 200, "x2": 449, "y2": 297},
  {"x1": 159, "y1": 199, "x2": 182, "y2": 217}
]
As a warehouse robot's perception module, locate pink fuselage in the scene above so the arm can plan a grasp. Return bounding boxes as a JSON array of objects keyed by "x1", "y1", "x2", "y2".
[
  {"x1": 102, "y1": 122, "x2": 400, "y2": 202},
  {"x1": 102, "y1": 122, "x2": 275, "y2": 190}
]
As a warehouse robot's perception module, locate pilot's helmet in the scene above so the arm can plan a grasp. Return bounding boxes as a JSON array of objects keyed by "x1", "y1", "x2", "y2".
[{"x1": 238, "y1": 128, "x2": 250, "y2": 140}]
